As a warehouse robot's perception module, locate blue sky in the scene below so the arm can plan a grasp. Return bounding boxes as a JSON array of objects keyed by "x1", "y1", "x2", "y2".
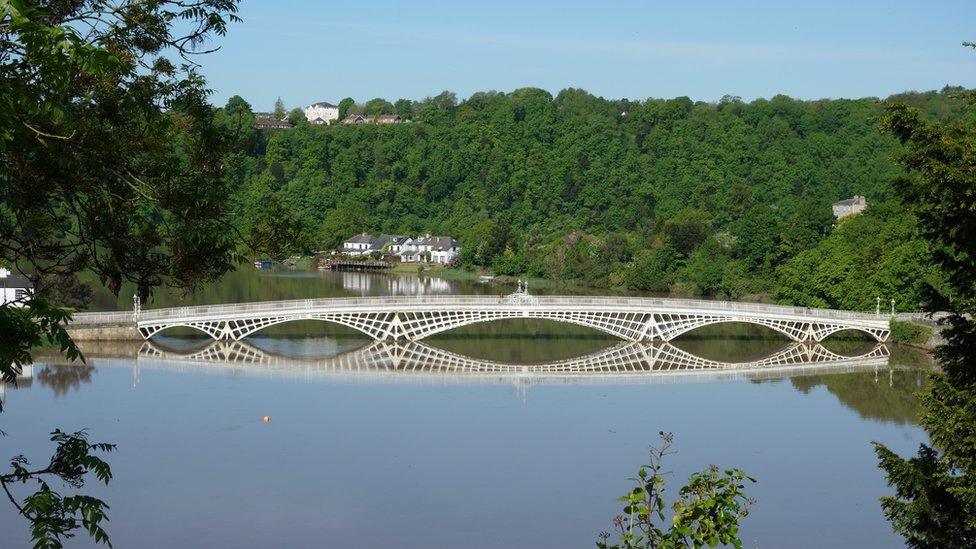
[{"x1": 201, "y1": 0, "x2": 976, "y2": 110}]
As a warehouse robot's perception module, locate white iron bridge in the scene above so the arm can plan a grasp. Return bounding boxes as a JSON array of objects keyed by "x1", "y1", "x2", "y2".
[{"x1": 74, "y1": 293, "x2": 892, "y2": 343}]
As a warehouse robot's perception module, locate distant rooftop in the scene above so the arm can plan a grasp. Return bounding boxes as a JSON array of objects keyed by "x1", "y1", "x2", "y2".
[
  {"x1": 377, "y1": 234, "x2": 410, "y2": 245},
  {"x1": 833, "y1": 196, "x2": 865, "y2": 206},
  {"x1": 0, "y1": 273, "x2": 33, "y2": 288},
  {"x1": 255, "y1": 117, "x2": 293, "y2": 129},
  {"x1": 345, "y1": 233, "x2": 375, "y2": 244}
]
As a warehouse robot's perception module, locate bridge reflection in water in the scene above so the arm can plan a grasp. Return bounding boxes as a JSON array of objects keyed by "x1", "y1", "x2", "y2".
[{"x1": 137, "y1": 338, "x2": 891, "y2": 381}]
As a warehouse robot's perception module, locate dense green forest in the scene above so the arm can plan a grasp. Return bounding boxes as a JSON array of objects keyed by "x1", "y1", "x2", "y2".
[{"x1": 221, "y1": 87, "x2": 975, "y2": 312}]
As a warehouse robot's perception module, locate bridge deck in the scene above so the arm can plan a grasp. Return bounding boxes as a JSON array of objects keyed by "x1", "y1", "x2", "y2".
[
  {"x1": 71, "y1": 295, "x2": 893, "y2": 343},
  {"x1": 73, "y1": 295, "x2": 883, "y2": 322}
]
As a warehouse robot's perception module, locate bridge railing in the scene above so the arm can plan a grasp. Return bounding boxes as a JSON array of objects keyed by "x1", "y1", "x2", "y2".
[
  {"x1": 68, "y1": 311, "x2": 137, "y2": 325},
  {"x1": 72, "y1": 294, "x2": 889, "y2": 324}
]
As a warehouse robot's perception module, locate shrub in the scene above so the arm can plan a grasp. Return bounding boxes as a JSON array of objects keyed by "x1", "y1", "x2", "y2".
[
  {"x1": 888, "y1": 319, "x2": 932, "y2": 344},
  {"x1": 597, "y1": 433, "x2": 755, "y2": 549}
]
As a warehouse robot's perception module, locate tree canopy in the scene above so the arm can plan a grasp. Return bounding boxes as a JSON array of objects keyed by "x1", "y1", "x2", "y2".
[
  {"x1": 873, "y1": 88, "x2": 976, "y2": 548},
  {"x1": 235, "y1": 86, "x2": 973, "y2": 303}
]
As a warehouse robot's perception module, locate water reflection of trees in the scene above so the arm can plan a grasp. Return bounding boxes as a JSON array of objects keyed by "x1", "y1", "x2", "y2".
[
  {"x1": 746, "y1": 346, "x2": 933, "y2": 425},
  {"x1": 672, "y1": 322, "x2": 802, "y2": 363},
  {"x1": 37, "y1": 363, "x2": 96, "y2": 397},
  {"x1": 428, "y1": 318, "x2": 616, "y2": 363},
  {"x1": 86, "y1": 268, "x2": 481, "y2": 311},
  {"x1": 790, "y1": 368, "x2": 928, "y2": 425}
]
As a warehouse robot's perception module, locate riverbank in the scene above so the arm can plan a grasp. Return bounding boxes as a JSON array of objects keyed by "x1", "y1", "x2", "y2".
[{"x1": 279, "y1": 256, "x2": 776, "y2": 302}]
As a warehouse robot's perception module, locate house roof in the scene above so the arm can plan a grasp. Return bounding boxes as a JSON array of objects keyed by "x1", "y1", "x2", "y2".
[
  {"x1": 430, "y1": 236, "x2": 459, "y2": 250},
  {"x1": 310, "y1": 101, "x2": 338, "y2": 108},
  {"x1": 254, "y1": 117, "x2": 293, "y2": 129},
  {"x1": 344, "y1": 233, "x2": 375, "y2": 244},
  {"x1": 1, "y1": 275, "x2": 33, "y2": 289},
  {"x1": 412, "y1": 236, "x2": 459, "y2": 250},
  {"x1": 833, "y1": 196, "x2": 865, "y2": 207},
  {"x1": 376, "y1": 234, "x2": 409, "y2": 246},
  {"x1": 342, "y1": 114, "x2": 366, "y2": 124}
]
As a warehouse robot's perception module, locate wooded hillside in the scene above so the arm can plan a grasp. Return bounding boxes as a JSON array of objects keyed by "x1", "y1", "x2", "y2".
[{"x1": 224, "y1": 87, "x2": 974, "y2": 310}]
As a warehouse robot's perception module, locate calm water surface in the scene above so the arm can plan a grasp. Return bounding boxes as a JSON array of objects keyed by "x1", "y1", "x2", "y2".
[{"x1": 1, "y1": 269, "x2": 931, "y2": 547}]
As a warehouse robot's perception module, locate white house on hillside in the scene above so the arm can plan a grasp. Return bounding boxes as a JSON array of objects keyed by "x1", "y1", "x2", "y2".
[
  {"x1": 304, "y1": 101, "x2": 339, "y2": 125},
  {"x1": 0, "y1": 268, "x2": 32, "y2": 306},
  {"x1": 832, "y1": 195, "x2": 867, "y2": 219}
]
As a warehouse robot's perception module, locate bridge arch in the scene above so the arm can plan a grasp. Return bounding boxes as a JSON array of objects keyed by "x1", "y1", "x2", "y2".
[
  {"x1": 813, "y1": 325, "x2": 888, "y2": 343},
  {"x1": 140, "y1": 314, "x2": 398, "y2": 341},
  {"x1": 659, "y1": 316, "x2": 888, "y2": 343},
  {"x1": 228, "y1": 313, "x2": 396, "y2": 341},
  {"x1": 139, "y1": 322, "x2": 226, "y2": 340},
  {"x1": 659, "y1": 317, "x2": 807, "y2": 342},
  {"x1": 396, "y1": 310, "x2": 652, "y2": 342}
]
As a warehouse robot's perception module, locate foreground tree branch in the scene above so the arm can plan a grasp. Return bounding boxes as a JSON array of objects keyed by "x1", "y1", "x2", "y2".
[
  {"x1": 1, "y1": 0, "x2": 242, "y2": 545},
  {"x1": 1, "y1": 430, "x2": 115, "y2": 548}
]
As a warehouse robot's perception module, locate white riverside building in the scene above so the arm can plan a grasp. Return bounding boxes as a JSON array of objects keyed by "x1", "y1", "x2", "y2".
[
  {"x1": 0, "y1": 268, "x2": 32, "y2": 306},
  {"x1": 340, "y1": 233, "x2": 461, "y2": 264}
]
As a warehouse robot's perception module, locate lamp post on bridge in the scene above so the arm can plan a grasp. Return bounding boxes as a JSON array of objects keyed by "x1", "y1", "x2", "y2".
[
  {"x1": 876, "y1": 296, "x2": 881, "y2": 316},
  {"x1": 890, "y1": 298, "x2": 895, "y2": 317},
  {"x1": 133, "y1": 293, "x2": 141, "y2": 321}
]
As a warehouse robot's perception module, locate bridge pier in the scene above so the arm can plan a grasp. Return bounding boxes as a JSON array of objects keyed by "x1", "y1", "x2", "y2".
[{"x1": 219, "y1": 321, "x2": 235, "y2": 341}]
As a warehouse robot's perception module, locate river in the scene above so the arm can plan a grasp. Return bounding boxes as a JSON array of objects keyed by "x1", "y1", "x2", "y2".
[{"x1": 0, "y1": 267, "x2": 930, "y2": 547}]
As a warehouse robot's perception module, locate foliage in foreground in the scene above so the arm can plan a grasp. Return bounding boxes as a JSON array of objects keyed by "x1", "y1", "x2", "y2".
[
  {"x1": 0, "y1": 299, "x2": 78, "y2": 393},
  {"x1": 598, "y1": 433, "x2": 755, "y2": 549},
  {"x1": 872, "y1": 83, "x2": 976, "y2": 547},
  {"x1": 1, "y1": 0, "x2": 242, "y2": 545},
  {"x1": 888, "y1": 319, "x2": 934, "y2": 345},
  {"x1": 0, "y1": 431, "x2": 115, "y2": 549}
]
